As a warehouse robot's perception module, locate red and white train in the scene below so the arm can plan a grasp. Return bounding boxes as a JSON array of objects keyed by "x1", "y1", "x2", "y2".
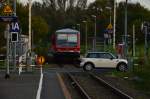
[{"x1": 51, "y1": 28, "x2": 80, "y2": 59}]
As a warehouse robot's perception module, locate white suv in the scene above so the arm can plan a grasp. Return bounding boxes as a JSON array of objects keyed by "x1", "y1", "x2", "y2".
[{"x1": 80, "y1": 52, "x2": 128, "y2": 71}]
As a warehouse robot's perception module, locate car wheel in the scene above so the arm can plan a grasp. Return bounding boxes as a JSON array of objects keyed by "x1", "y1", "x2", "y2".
[
  {"x1": 83, "y1": 63, "x2": 93, "y2": 71},
  {"x1": 117, "y1": 63, "x2": 127, "y2": 72}
]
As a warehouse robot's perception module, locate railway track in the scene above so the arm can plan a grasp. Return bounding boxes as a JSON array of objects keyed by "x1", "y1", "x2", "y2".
[
  {"x1": 66, "y1": 72, "x2": 133, "y2": 99},
  {"x1": 67, "y1": 73, "x2": 91, "y2": 99}
]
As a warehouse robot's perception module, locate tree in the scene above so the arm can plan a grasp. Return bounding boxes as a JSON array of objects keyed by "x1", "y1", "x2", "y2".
[
  {"x1": 31, "y1": 16, "x2": 49, "y2": 54},
  {"x1": 116, "y1": 2, "x2": 150, "y2": 44}
]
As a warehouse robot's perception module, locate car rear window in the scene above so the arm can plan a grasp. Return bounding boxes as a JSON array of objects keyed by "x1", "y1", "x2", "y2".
[{"x1": 86, "y1": 53, "x2": 99, "y2": 58}]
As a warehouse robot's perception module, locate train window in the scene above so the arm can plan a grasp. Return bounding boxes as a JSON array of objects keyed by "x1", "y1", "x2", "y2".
[
  {"x1": 56, "y1": 33, "x2": 78, "y2": 47},
  {"x1": 57, "y1": 34, "x2": 67, "y2": 40},
  {"x1": 68, "y1": 34, "x2": 77, "y2": 42}
]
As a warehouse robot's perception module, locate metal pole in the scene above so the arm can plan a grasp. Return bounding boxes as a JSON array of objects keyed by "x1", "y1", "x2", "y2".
[
  {"x1": 124, "y1": 0, "x2": 128, "y2": 58},
  {"x1": 110, "y1": 9, "x2": 112, "y2": 24},
  {"x1": 5, "y1": 24, "x2": 10, "y2": 78},
  {"x1": 144, "y1": 25, "x2": 148, "y2": 63},
  {"x1": 14, "y1": 0, "x2": 16, "y2": 16},
  {"x1": 13, "y1": 43, "x2": 16, "y2": 71},
  {"x1": 113, "y1": 0, "x2": 116, "y2": 49},
  {"x1": 32, "y1": 30, "x2": 33, "y2": 50},
  {"x1": 94, "y1": 16, "x2": 96, "y2": 51},
  {"x1": 85, "y1": 22, "x2": 87, "y2": 52},
  {"x1": 29, "y1": 0, "x2": 32, "y2": 52},
  {"x1": 91, "y1": 15, "x2": 97, "y2": 51},
  {"x1": 83, "y1": 21, "x2": 87, "y2": 52},
  {"x1": 14, "y1": 0, "x2": 17, "y2": 71},
  {"x1": 133, "y1": 24, "x2": 135, "y2": 57}
]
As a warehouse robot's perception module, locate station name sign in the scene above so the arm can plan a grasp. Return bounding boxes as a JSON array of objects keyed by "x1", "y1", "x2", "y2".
[{"x1": 0, "y1": 16, "x2": 18, "y2": 22}]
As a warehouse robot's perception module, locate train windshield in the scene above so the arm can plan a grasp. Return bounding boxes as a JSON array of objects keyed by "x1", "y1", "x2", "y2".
[{"x1": 57, "y1": 34, "x2": 77, "y2": 47}]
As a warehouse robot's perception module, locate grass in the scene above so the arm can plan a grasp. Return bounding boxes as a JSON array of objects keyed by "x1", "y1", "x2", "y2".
[
  {"x1": 133, "y1": 65, "x2": 150, "y2": 93},
  {"x1": 101, "y1": 44, "x2": 150, "y2": 95},
  {"x1": 81, "y1": 44, "x2": 150, "y2": 94},
  {"x1": 109, "y1": 62, "x2": 150, "y2": 95}
]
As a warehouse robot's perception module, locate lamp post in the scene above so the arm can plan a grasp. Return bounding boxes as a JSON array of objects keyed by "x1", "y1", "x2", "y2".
[
  {"x1": 143, "y1": 22, "x2": 149, "y2": 64},
  {"x1": 29, "y1": 0, "x2": 32, "y2": 53},
  {"x1": 82, "y1": 20, "x2": 87, "y2": 52},
  {"x1": 124, "y1": 0, "x2": 128, "y2": 58},
  {"x1": 113, "y1": 0, "x2": 116, "y2": 49},
  {"x1": 5, "y1": 24, "x2": 10, "y2": 79},
  {"x1": 92, "y1": 15, "x2": 96, "y2": 51}
]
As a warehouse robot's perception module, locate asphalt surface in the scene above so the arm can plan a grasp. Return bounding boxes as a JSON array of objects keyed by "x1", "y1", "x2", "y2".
[
  {"x1": 0, "y1": 71, "x2": 40, "y2": 99},
  {"x1": 0, "y1": 69, "x2": 66, "y2": 99},
  {"x1": 0, "y1": 64, "x2": 113, "y2": 99},
  {"x1": 41, "y1": 72, "x2": 65, "y2": 99}
]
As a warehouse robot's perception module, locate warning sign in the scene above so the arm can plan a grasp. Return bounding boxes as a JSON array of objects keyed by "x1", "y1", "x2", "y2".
[
  {"x1": 3, "y1": 5, "x2": 13, "y2": 14},
  {"x1": 37, "y1": 56, "x2": 45, "y2": 65},
  {"x1": 107, "y1": 23, "x2": 113, "y2": 30}
]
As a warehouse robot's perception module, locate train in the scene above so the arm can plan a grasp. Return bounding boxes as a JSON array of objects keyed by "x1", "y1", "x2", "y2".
[{"x1": 51, "y1": 28, "x2": 80, "y2": 60}]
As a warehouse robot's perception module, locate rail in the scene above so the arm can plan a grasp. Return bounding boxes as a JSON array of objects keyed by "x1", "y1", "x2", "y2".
[
  {"x1": 90, "y1": 73, "x2": 133, "y2": 99},
  {"x1": 67, "y1": 73, "x2": 91, "y2": 99}
]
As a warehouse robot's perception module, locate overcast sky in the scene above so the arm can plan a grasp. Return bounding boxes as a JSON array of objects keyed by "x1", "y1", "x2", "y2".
[{"x1": 20, "y1": 0, "x2": 150, "y2": 10}]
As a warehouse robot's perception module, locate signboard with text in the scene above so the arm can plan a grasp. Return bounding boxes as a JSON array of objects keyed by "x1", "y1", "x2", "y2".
[
  {"x1": 0, "y1": 16, "x2": 18, "y2": 22},
  {"x1": 9, "y1": 22, "x2": 20, "y2": 32}
]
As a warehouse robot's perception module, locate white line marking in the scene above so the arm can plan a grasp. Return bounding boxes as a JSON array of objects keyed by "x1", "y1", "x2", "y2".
[
  {"x1": 18, "y1": 66, "x2": 22, "y2": 75},
  {"x1": 36, "y1": 67, "x2": 43, "y2": 99}
]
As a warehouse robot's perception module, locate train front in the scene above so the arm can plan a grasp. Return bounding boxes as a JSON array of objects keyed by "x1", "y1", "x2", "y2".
[{"x1": 52, "y1": 28, "x2": 80, "y2": 59}]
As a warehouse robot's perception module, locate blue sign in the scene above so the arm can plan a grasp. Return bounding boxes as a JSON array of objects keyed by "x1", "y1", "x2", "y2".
[
  {"x1": 106, "y1": 29, "x2": 113, "y2": 34},
  {"x1": 0, "y1": 16, "x2": 18, "y2": 22},
  {"x1": 10, "y1": 22, "x2": 20, "y2": 32}
]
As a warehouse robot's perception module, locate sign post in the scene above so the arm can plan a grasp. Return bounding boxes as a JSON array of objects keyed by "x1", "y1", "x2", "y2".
[
  {"x1": 5, "y1": 24, "x2": 10, "y2": 79},
  {"x1": 1, "y1": 2, "x2": 18, "y2": 78},
  {"x1": 10, "y1": 22, "x2": 19, "y2": 71},
  {"x1": 37, "y1": 56, "x2": 45, "y2": 74}
]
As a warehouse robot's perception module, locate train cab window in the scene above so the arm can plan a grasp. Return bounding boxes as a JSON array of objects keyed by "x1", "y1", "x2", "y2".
[{"x1": 56, "y1": 33, "x2": 77, "y2": 47}]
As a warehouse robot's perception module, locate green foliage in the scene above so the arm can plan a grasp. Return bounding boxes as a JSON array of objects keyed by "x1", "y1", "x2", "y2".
[
  {"x1": 0, "y1": 0, "x2": 150, "y2": 55},
  {"x1": 16, "y1": 3, "x2": 29, "y2": 35},
  {"x1": 31, "y1": 16, "x2": 49, "y2": 55},
  {"x1": 32, "y1": 16, "x2": 49, "y2": 43}
]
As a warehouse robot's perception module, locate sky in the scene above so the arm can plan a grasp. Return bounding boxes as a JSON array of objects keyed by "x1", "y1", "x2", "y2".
[
  {"x1": 20, "y1": 0, "x2": 150, "y2": 10},
  {"x1": 119, "y1": 0, "x2": 150, "y2": 10}
]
